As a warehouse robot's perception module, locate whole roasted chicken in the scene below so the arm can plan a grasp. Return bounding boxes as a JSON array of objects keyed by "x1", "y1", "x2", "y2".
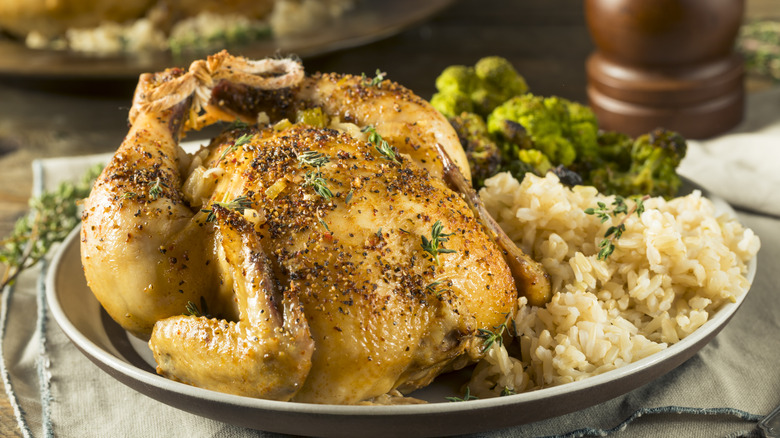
[{"x1": 80, "y1": 51, "x2": 549, "y2": 404}]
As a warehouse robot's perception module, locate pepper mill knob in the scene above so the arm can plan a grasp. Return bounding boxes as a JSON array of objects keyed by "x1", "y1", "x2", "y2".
[{"x1": 585, "y1": 0, "x2": 745, "y2": 139}]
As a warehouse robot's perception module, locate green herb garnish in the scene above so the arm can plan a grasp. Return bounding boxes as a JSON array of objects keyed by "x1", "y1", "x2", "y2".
[
  {"x1": 362, "y1": 125, "x2": 399, "y2": 163},
  {"x1": 425, "y1": 280, "x2": 452, "y2": 297},
  {"x1": 361, "y1": 69, "x2": 386, "y2": 88},
  {"x1": 421, "y1": 220, "x2": 456, "y2": 265},
  {"x1": 297, "y1": 150, "x2": 330, "y2": 168},
  {"x1": 1, "y1": 164, "x2": 103, "y2": 289},
  {"x1": 201, "y1": 195, "x2": 252, "y2": 222},
  {"x1": 584, "y1": 195, "x2": 648, "y2": 260},
  {"x1": 148, "y1": 177, "x2": 167, "y2": 200},
  {"x1": 445, "y1": 387, "x2": 478, "y2": 402},
  {"x1": 476, "y1": 320, "x2": 508, "y2": 353},
  {"x1": 219, "y1": 133, "x2": 253, "y2": 162},
  {"x1": 304, "y1": 171, "x2": 333, "y2": 200}
]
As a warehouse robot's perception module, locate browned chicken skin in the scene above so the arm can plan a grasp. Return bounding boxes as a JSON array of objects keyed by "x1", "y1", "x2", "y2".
[{"x1": 80, "y1": 51, "x2": 545, "y2": 404}]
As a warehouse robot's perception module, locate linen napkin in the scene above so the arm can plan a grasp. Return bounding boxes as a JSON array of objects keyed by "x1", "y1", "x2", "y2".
[
  {"x1": 2, "y1": 89, "x2": 780, "y2": 438},
  {"x1": 677, "y1": 86, "x2": 780, "y2": 217}
]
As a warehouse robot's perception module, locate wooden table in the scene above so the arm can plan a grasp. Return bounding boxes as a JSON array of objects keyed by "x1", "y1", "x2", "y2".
[{"x1": 0, "y1": 0, "x2": 774, "y2": 435}]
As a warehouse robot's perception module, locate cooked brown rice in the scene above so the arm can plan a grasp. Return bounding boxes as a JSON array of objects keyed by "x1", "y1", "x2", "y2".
[{"x1": 468, "y1": 172, "x2": 760, "y2": 397}]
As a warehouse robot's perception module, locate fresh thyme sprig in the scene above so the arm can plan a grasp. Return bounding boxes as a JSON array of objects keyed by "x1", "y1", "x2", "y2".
[
  {"x1": 425, "y1": 280, "x2": 452, "y2": 297},
  {"x1": 296, "y1": 149, "x2": 333, "y2": 200},
  {"x1": 445, "y1": 386, "x2": 478, "y2": 402},
  {"x1": 361, "y1": 69, "x2": 386, "y2": 88},
  {"x1": 1, "y1": 164, "x2": 103, "y2": 290},
  {"x1": 476, "y1": 319, "x2": 509, "y2": 353},
  {"x1": 201, "y1": 195, "x2": 252, "y2": 222},
  {"x1": 584, "y1": 195, "x2": 649, "y2": 260},
  {"x1": 148, "y1": 177, "x2": 167, "y2": 200},
  {"x1": 420, "y1": 220, "x2": 456, "y2": 265},
  {"x1": 361, "y1": 125, "x2": 399, "y2": 163},
  {"x1": 297, "y1": 150, "x2": 330, "y2": 168},
  {"x1": 304, "y1": 171, "x2": 333, "y2": 200},
  {"x1": 218, "y1": 133, "x2": 253, "y2": 162}
]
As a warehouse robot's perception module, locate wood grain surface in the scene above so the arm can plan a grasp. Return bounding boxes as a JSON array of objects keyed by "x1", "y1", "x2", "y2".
[{"x1": 0, "y1": 0, "x2": 774, "y2": 435}]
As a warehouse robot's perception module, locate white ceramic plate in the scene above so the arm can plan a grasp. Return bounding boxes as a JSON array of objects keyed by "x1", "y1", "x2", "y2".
[{"x1": 46, "y1": 184, "x2": 757, "y2": 438}]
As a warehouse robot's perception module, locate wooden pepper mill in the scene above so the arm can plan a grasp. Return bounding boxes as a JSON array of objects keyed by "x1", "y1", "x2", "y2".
[{"x1": 585, "y1": 0, "x2": 745, "y2": 139}]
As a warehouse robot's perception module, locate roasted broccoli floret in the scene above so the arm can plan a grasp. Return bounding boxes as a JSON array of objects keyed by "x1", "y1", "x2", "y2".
[
  {"x1": 590, "y1": 128, "x2": 687, "y2": 198},
  {"x1": 448, "y1": 112, "x2": 502, "y2": 188},
  {"x1": 430, "y1": 89, "x2": 474, "y2": 119},
  {"x1": 595, "y1": 130, "x2": 633, "y2": 168},
  {"x1": 487, "y1": 94, "x2": 598, "y2": 168},
  {"x1": 432, "y1": 58, "x2": 688, "y2": 198},
  {"x1": 516, "y1": 149, "x2": 553, "y2": 175},
  {"x1": 431, "y1": 57, "x2": 528, "y2": 118},
  {"x1": 471, "y1": 56, "x2": 529, "y2": 115}
]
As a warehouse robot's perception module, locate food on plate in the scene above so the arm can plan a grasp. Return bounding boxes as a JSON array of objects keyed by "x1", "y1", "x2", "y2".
[
  {"x1": 0, "y1": 0, "x2": 155, "y2": 39},
  {"x1": 467, "y1": 172, "x2": 759, "y2": 397},
  {"x1": 430, "y1": 56, "x2": 529, "y2": 119},
  {"x1": 431, "y1": 57, "x2": 687, "y2": 198},
  {"x1": 78, "y1": 51, "x2": 758, "y2": 405},
  {"x1": 80, "y1": 51, "x2": 550, "y2": 403},
  {"x1": 588, "y1": 128, "x2": 687, "y2": 200},
  {"x1": 3, "y1": 0, "x2": 354, "y2": 54}
]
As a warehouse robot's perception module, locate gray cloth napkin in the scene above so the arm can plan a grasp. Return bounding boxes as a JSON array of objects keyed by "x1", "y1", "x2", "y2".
[
  {"x1": 2, "y1": 89, "x2": 780, "y2": 438},
  {"x1": 677, "y1": 86, "x2": 780, "y2": 217}
]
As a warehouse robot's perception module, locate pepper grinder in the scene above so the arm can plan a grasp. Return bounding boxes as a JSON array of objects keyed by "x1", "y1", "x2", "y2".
[{"x1": 585, "y1": 0, "x2": 745, "y2": 139}]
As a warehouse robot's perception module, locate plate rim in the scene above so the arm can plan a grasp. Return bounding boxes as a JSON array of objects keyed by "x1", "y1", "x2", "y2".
[{"x1": 45, "y1": 187, "x2": 758, "y2": 436}]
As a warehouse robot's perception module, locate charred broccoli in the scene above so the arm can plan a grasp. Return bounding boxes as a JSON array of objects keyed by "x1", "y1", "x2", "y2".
[
  {"x1": 589, "y1": 128, "x2": 687, "y2": 198},
  {"x1": 431, "y1": 57, "x2": 688, "y2": 197},
  {"x1": 448, "y1": 112, "x2": 502, "y2": 188},
  {"x1": 486, "y1": 94, "x2": 598, "y2": 167},
  {"x1": 431, "y1": 57, "x2": 528, "y2": 118}
]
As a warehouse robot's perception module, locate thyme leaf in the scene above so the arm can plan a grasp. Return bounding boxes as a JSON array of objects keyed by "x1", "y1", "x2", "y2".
[
  {"x1": 218, "y1": 133, "x2": 253, "y2": 162},
  {"x1": 297, "y1": 150, "x2": 330, "y2": 168},
  {"x1": 585, "y1": 195, "x2": 649, "y2": 260},
  {"x1": 476, "y1": 319, "x2": 509, "y2": 353},
  {"x1": 445, "y1": 386, "x2": 478, "y2": 402},
  {"x1": 148, "y1": 177, "x2": 167, "y2": 200},
  {"x1": 201, "y1": 195, "x2": 252, "y2": 222},
  {"x1": 420, "y1": 220, "x2": 456, "y2": 265},
  {"x1": 361, "y1": 69, "x2": 386, "y2": 88},
  {"x1": 361, "y1": 125, "x2": 399, "y2": 163},
  {"x1": 425, "y1": 280, "x2": 452, "y2": 297},
  {"x1": 304, "y1": 171, "x2": 333, "y2": 200}
]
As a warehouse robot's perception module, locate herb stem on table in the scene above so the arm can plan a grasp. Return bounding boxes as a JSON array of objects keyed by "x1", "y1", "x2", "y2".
[{"x1": 0, "y1": 164, "x2": 103, "y2": 290}]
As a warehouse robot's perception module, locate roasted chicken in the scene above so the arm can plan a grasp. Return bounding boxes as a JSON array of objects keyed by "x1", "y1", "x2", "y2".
[{"x1": 80, "y1": 51, "x2": 548, "y2": 404}]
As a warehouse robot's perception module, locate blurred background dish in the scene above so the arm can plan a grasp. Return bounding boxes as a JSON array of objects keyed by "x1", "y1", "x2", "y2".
[{"x1": 0, "y1": 0, "x2": 453, "y2": 80}]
